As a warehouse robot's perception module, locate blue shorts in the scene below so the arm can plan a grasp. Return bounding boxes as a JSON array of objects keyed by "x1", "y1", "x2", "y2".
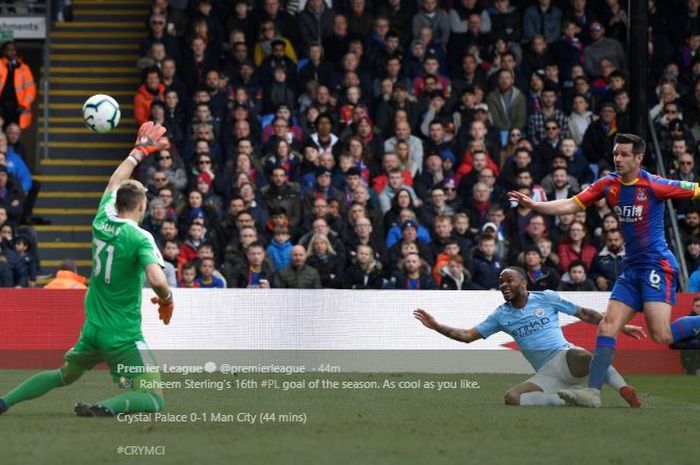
[{"x1": 609, "y1": 261, "x2": 677, "y2": 311}]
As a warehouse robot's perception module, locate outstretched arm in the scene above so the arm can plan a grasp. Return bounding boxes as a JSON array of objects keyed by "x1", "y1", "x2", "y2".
[
  {"x1": 574, "y1": 307, "x2": 646, "y2": 339},
  {"x1": 508, "y1": 190, "x2": 581, "y2": 215},
  {"x1": 105, "y1": 121, "x2": 169, "y2": 193},
  {"x1": 413, "y1": 309, "x2": 482, "y2": 343}
]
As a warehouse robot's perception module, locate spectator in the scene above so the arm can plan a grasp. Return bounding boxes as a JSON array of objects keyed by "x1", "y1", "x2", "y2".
[
  {"x1": 581, "y1": 102, "x2": 618, "y2": 172},
  {"x1": 306, "y1": 233, "x2": 343, "y2": 288},
  {"x1": 378, "y1": 169, "x2": 421, "y2": 214},
  {"x1": 558, "y1": 138, "x2": 591, "y2": 184},
  {"x1": 177, "y1": 221, "x2": 204, "y2": 275},
  {"x1": 344, "y1": 243, "x2": 384, "y2": 289},
  {"x1": 544, "y1": 166, "x2": 578, "y2": 200},
  {"x1": 387, "y1": 218, "x2": 435, "y2": 268},
  {"x1": 583, "y1": 20, "x2": 627, "y2": 78},
  {"x1": 267, "y1": 225, "x2": 293, "y2": 271},
  {"x1": 161, "y1": 240, "x2": 179, "y2": 270},
  {"x1": 556, "y1": 220, "x2": 596, "y2": 273},
  {"x1": 43, "y1": 259, "x2": 87, "y2": 290},
  {"x1": 227, "y1": 241, "x2": 274, "y2": 288},
  {"x1": 558, "y1": 260, "x2": 597, "y2": 291},
  {"x1": 345, "y1": 214, "x2": 384, "y2": 265},
  {"x1": 11, "y1": 234, "x2": 35, "y2": 287},
  {"x1": 386, "y1": 213, "x2": 431, "y2": 249},
  {"x1": 509, "y1": 213, "x2": 548, "y2": 265},
  {"x1": 140, "y1": 13, "x2": 181, "y2": 64},
  {"x1": 471, "y1": 234, "x2": 503, "y2": 290},
  {"x1": 682, "y1": 208, "x2": 700, "y2": 242},
  {"x1": 261, "y1": 168, "x2": 303, "y2": 231},
  {"x1": 390, "y1": 252, "x2": 436, "y2": 289},
  {"x1": 0, "y1": 41, "x2": 36, "y2": 130},
  {"x1": 297, "y1": 0, "x2": 334, "y2": 54},
  {"x1": 536, "y1": 236, "x2": 559, "y2": 271},
  {"x1": 528, "y1": 85, "x2": 570, "y2": 145},
  {"x1": 178, "y1": 262, "x2": 199, "y2": 288},
  {"x1": 272, "y1": 244, "x2": 322, "y2": 288},
  {"x1": 134, "y1": 67, "x2": 165, "y2": 126},
  {"x1": 524, "y1": 245, "x2": 560, "y2": 291},
  {"x1": 567, "y1": 94, "x2": 595, "y2": 146},
  {"x1": 686, "y1": 236, "x2": 700, "y2": 274},
  {"x1": 486, "y1": 69, "x2": 527, "y2": 133},
  {"x1": 346, "y1": 0, "x2": 375, "y2": 40},
  {"x1": 438, "y1": 255, "x2": 480, "y2": 290},
  {"x1": 522, "y1": 0, "x2": 562, "y2": 44},
  {"x1": 4, "y1": 123, "x2": 26, "y2": 161},
  {"x1": 412, "y1": 0, "x2": 450, "y2": 47},
  {"x1": 195, "y1": 257, "x2": 225, "y2": 288},
  {"x1": 182, "y1": 37, "x2": 220, "y2": 94},
  {"x1": 0, "y1": 166, "x2": 23, "y2": 224},
  {"x1": 375, "y1": 82, "x2": 421, "y2": 137},
  {"x1": 0, "y1": 133, "x2": 38, "y2": 223}
]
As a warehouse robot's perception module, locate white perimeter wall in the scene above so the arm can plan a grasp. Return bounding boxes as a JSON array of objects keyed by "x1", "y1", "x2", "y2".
[{"x1": 139, "y1": 290, "x2": 612, "y2": 373}]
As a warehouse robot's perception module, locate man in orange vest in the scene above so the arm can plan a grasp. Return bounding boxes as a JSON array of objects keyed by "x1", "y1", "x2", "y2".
[
  {"x1": 44, "y1": 259, "x2": 88, "y2": 290},
  {"x1": 0, "y1": 41, "x2": 36, "y2": 130}
]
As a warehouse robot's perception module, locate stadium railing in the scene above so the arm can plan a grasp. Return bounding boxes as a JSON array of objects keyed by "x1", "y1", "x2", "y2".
[{"x1": 648, "y1": 112, "x2": 689, "y2": 290}]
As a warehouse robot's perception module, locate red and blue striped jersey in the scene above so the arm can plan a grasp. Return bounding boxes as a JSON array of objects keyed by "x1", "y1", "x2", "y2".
[{"x1": 573, "y1": 170, "x2": 700, "y2": 268}]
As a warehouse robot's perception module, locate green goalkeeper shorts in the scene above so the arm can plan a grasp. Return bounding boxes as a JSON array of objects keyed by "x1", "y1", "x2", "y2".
[{"x1": 64, "y1": 320, "x2": 160, "y2": 386}]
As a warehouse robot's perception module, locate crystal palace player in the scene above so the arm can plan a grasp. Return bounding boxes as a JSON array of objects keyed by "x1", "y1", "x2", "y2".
[
  {"x1": 0, "y1": 122, "x2": 173, "y2": 417},
  {"x1": 509, "y1": 133, "x2": 700, "y2": 407}
]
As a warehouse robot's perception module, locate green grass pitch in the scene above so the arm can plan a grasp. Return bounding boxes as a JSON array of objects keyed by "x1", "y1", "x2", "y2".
[{"x1": 1, "y1": 371, "x2": 698, "y2": 465}]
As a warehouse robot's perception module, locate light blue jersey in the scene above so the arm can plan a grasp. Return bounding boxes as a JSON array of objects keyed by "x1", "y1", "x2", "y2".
[{"x1": 475, "y1": 290, "x2": 578, "y2": 371}]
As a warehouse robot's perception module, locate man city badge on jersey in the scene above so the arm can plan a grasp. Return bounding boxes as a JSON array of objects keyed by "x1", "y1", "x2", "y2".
[
  {"x1": 636, "y1": 188, "x2": 647, "y2": 202},
  {"x1": 534, "y1": 307, "x2": 545, "y2": 317}
]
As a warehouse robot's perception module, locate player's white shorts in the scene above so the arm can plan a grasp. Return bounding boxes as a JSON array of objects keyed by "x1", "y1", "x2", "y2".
[{"x1": 525, "y1": 348, "x2": 586, "y2": 394}]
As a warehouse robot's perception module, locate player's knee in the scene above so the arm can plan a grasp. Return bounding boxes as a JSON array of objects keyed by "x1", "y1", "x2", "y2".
[
  {"x1": 598, "y1": 317, "x2": 618, "y2": 337},
  {"x1": 59, "y1": 364, "x2": 84, "y2": 385},
  {"x1": 649, "y1": 327, "x2": 673, "y2": 345},
  {"x1": 504, "y1": 390, "x2": 521, "y2": 406},
  {"x1": 566, "y1": 350, "x2": 592, "y2": 378}
]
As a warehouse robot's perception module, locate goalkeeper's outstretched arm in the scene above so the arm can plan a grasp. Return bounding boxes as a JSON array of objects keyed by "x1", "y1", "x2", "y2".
[
  {"x1": 105, "y1": 121, "x2": 169, "y2": 193},
  {"x1": 413, "y1": 309, "x2": 482, "y2": 343}
]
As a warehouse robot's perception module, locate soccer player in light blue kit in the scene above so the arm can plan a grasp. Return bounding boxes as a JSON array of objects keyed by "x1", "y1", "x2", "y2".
[
  {"x1": 509, "y1": 133, "x2": 700, "y2": 407},
  {"x1": 414, "y1": 267, "x2": 644, "y2": 406}
]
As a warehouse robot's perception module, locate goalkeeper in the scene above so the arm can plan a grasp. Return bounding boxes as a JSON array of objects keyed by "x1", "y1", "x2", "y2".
[{"x1": 0, "y1": 122, "x2": 174, "y2": 417}]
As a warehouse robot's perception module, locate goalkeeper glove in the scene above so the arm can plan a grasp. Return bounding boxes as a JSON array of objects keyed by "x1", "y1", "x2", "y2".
[
  {"x1": 151, "y1": 293, "x2": 174, "y2": 325},
  {"x1": 129, "y1": 121, "x2": 169, "y2": 163}
]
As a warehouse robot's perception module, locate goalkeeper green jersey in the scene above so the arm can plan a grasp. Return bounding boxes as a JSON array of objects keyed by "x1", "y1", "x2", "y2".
[{"x1": 85, "y1": 190, "x2": 164, "y2": 338}]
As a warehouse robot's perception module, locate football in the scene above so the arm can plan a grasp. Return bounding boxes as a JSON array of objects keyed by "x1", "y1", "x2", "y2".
[{"x1": 82, "y1": 94, "x2": 121, "y2": 133}]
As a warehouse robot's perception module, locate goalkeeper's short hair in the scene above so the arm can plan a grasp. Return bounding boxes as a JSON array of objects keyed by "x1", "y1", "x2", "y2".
[{"x1": 116, "y1": 180, "x2": 147, "y2": 213}]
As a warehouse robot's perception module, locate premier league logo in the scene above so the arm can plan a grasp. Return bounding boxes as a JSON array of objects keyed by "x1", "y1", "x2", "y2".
[{"x1": 534, "y1": 308, "x2": 545, "y2": 317}]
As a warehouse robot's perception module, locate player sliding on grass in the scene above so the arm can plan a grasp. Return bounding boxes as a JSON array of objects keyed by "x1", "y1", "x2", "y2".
[
  {"x1": 509, "y1": 133, "x2": 700, "y2": 407},
  {"x1": 414, "y1": 267, "x2": 644, "y2": 407},
  {"x1": 0, "y1": 122, "x2": 173, "y2": 417}
]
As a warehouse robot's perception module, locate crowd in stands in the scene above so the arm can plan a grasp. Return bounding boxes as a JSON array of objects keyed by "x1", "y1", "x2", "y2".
[
  {"x1": 121, "y1": 0, "x2": 700, "y2": 290},
  {"x1": 0, "y1": 40, "x2": 41, "y2": 288}
]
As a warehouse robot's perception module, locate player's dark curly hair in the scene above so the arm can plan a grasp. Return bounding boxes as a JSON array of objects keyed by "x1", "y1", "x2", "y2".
[
  {"x1": 502, "y1": 266, "x2": 528, "y2": 280},
  {"x1": 614, "y1": 133, "x2": 646, "y2": 155}
]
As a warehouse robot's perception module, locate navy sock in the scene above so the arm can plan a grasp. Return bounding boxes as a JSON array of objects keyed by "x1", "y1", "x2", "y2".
[
  {"x1": 671, "y1": 316, "x2": 700, "y2": 343},
  {"x1": 588, "y1": 336, "x2": 616, "y2": 390}
]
